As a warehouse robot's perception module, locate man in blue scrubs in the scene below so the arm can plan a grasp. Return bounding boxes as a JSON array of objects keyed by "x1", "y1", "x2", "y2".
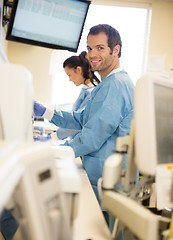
[{"x1": 34, "y1": 24, "x2": 134, "y2": 205}]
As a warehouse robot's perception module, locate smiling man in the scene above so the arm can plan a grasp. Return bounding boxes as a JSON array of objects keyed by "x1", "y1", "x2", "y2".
[
  {"x1": 85, "y1": 24, "x2": 134, "y2": 233},
  {"x1": 34, "y1": 24, "x2": 134, "y2": 212},
  {"x1": 87, "y1": 24, "x2": 122, "y2": 79}
]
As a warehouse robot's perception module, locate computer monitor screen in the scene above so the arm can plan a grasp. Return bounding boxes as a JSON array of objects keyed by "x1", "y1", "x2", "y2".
[
  {"x1": 154, "y1": 84, "x2": 173, "y2": 164},
  {"x1": 134, "y1": 73, "x2": 173, "y2": 176},
  {"x1": 6, "y1": 0, "x2": 90, "y2": 52}
]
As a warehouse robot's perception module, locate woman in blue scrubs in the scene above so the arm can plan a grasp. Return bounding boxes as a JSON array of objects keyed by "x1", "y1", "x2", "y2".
[
  {"x1": 56, "y1": 51, "x2": 100, "y2": 140},
  {"x1": 34, "y1": 51, "x2": 100, "y2": 141}
]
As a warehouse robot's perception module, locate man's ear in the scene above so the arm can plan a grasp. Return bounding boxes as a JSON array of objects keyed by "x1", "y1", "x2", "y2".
[{"x1": 113, "y1": 44, "x2": 120, "y2": 57}]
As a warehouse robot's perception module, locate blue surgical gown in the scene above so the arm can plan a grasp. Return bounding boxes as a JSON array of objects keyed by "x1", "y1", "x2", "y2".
[
  {"x1": 56, "y1": 84, "x2": 94, "y2": 140},
  {"x1": 50, "y1": 69, "x2": 134, "y2": 203}
]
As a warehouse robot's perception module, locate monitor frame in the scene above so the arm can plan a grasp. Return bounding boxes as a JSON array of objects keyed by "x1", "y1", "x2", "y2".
[
  {"x1": 134, "y1": 73, "x2": 173, "y2": 176},
  {"x1": 6, "y1": 0, "x2": 90, "y2": 52}
]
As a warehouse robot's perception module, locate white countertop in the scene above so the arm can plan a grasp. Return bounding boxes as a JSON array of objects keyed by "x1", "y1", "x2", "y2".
[{"x1": 72, "y1": 158, "x2": 112, "y2": 240}]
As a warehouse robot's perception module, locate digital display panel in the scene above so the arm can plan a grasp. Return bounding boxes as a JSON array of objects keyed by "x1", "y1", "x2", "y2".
[
  {"x1": 155, "y1": 84, "x2": 173, "y2": 164},
  {"x1": 6, "y1": 0, "x2": 90, "y2": 52}
]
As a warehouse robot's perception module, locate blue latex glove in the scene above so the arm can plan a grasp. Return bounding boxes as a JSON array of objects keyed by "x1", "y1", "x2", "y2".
[
  {"x1": 34, "y1": 101, "x2": 46, "y2": 117},
  {"x1": 33, "y1": 132, "x2": 52, "y2": 142}
]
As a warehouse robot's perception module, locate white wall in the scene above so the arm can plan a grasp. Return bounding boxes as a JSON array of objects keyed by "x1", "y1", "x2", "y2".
[
  {"x1": 7, "y1": 42, "x2": 52, "y2": 102},
  {"x1": 149, "y1": 1, "x2": 173, "y2": 70},
  {"x1": 4, "y1": 0, "x2": 173, "y2": 102}
]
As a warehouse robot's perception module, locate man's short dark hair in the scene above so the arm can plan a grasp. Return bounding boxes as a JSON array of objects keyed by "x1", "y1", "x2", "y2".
[{"x1": 87, "y1": 24, "x2": 122, "y2": 58}]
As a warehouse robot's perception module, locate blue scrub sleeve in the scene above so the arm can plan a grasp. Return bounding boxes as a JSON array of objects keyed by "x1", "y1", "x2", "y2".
[
  {"x1": 56, "y1": 128, "x2": 80, "y2": 140},
  {"x1": 50, "y1": 110, "x2": 83, "y2": 130},
  {"x1": 56, "y1": 87, "x2": 93, "y2": 140}
]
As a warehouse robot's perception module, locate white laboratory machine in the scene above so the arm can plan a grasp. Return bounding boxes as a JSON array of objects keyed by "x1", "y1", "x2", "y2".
[
  {"x1": 0, "y1": 62, "x2": 80, "y2": 240},
  {"x1": 12, "y1": 142, "x2": 72, "y2": 240},
  {"x1": 0, "y1": 63, "x2": 33, "y2": 142},
  {"x1": 101, "y1": 73, "x2": 173, "y2": 240},
  {"x1": 0, "y1": 62, "x2": 34, "y2": 223},
  {"x1": 0, "y1": 142, "x2": 72, "y2": 240},
  {"x1": 135, "y1": 73, "x2": 173, "y2": 210}
]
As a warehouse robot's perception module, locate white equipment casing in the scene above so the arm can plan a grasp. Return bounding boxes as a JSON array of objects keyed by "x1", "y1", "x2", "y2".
[
  {"x1": 12, "y1": 143, "x2": 72, "y2": 240},
  {"x1": 0, "y1": 63, "x2": 33, "y2": 141},
  {"x1": 103, "y1": 153, "x2": 123, "y2": 190},
  {"x1": 51, "y1": 144, "x2": 81, "y2": 224},
  {"x1": 102, "y1": 191, "x2": 159, "y2": 240},
  {"x1": 0, "y1": 63, "x2": 73, "y2": 240},
  {"x1": 0, "y1": 141, "x2": 24, "y2": 215}
]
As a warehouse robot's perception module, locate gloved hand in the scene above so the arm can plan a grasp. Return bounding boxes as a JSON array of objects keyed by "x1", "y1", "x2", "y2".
[
  {"x1": 34, "y1": 101, "x2": 46, "y2": 117},
  {"x1": 33, "y1": 132, "x2": 52, "y2": 142}
]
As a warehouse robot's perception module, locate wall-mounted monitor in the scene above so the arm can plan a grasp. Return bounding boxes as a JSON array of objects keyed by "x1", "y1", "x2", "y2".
[{"x1": 6, "y1": 0, "x2": 90, "y2": 52}]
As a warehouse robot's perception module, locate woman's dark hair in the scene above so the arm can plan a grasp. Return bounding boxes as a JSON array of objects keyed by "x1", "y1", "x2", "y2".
[{"x1": 63, "y1": 51, "x2": 100, "y2": 86}]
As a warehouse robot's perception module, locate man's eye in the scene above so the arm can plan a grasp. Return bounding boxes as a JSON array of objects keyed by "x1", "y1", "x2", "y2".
[
  {"x1": 98, "y1": 47, "x2": 104, "y2": 50},
  {"x1": 87, "y1": 47, "x2": 92, "y2": 51}
]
